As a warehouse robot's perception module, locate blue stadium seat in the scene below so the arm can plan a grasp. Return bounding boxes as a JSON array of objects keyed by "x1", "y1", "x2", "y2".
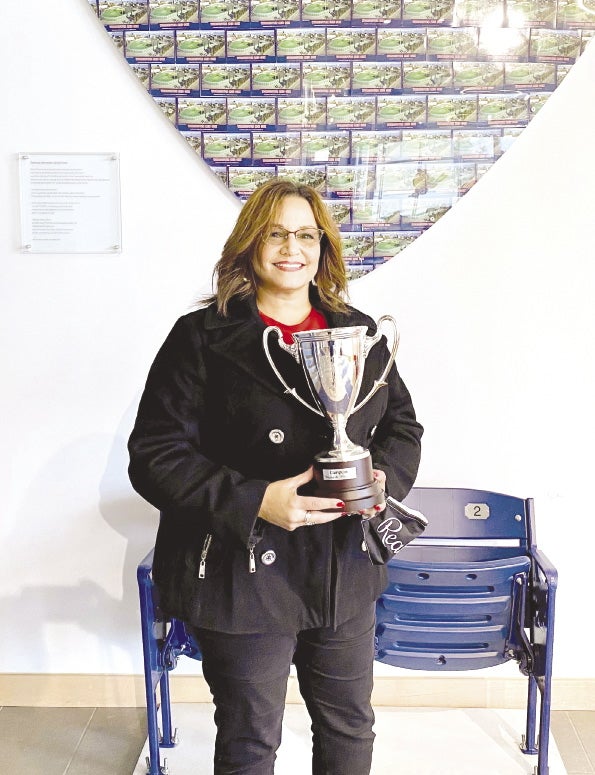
[
  {"x1": 137, "y1": 487, "x2": 557, "y2": 775},
  {"x1": 137, "y1": 550, "x2": 201, "y2": 775},
  {"x1": 376, "y1": 487, "x2": 557, "y2": 775}
]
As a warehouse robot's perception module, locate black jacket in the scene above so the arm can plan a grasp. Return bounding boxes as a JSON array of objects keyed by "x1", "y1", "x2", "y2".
[{"x1": 128, "y1": 293, "x2": 423, "y2": 633}]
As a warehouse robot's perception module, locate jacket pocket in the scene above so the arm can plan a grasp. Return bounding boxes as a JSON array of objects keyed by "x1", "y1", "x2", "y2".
[
  {"x1": 185, "y1": 531, "x2": 226, "y2": 580},
  {"x1": 246, "y1": 518, "x2": 266, "y2": 574},
  {"x1": 198, "y1": 533, "x2": 212, "y2": 579}
]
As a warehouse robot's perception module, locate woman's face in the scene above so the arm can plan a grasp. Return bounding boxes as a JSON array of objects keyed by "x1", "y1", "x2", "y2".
[{"x1": 253, "y1": 195, "x2": 321, "y2": 300}]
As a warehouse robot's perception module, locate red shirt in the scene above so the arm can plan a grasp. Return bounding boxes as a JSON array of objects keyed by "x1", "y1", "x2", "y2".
[{"x1": 259, "y1": 307, "x2": 328, "y2": 344}]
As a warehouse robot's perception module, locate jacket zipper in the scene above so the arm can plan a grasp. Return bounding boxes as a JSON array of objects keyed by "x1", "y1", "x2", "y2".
[
  {"x1": 198, "y1": 533, "x2": 212, "y2": 579},
  {"x1": 247, "y1": 539, "x2": 256, "y2": 574}
]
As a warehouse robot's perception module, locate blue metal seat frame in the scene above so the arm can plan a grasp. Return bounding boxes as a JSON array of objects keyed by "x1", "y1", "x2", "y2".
[
  {"x1": 377, "y1": 487, "x2": 557, "y2": 775},
  {"x1": 137, "y1": 487, "x2": 557, "y2": 775},
  {"x1": 138, "y1": 550, "x2": 200, "y2": 775}
]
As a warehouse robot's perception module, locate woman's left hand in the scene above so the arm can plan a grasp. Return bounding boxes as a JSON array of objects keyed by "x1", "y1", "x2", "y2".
[{"x1": 358, "y1": 469, "x2": 386, "y2": 519}]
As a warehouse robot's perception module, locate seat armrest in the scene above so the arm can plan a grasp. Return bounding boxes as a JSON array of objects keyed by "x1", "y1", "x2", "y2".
[
  {"x1": 137, "y1": 548, "x2": 156, "y2": 585},
  {"x1": 530, "y1": 547, "x2": 558, "y2": 589}
]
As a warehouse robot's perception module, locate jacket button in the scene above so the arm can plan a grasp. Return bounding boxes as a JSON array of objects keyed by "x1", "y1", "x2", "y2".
[
  {"x1": 261, "y1": 550, "x2": 277, "y2": 566},
  {"x1": 268, "y1": 429, "x2": 284, "y2": 444}
]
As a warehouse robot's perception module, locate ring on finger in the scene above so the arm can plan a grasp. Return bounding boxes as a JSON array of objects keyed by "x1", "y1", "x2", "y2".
[{"x1": 304, "y1": 510, "x2": 315, "y2": 527}]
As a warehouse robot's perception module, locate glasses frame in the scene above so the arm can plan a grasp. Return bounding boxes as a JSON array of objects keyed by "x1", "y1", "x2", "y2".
[{"x1": 264, "y1": 227, "x2": 325, "y2": 246}]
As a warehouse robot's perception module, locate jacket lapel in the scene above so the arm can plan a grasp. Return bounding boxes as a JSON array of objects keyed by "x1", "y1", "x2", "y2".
[
  {"x1": 204, "y1": 297, "x2": 306, "y2": 398},
  {"x1": 202, "y1": 294, "x2": 383, "y2": 403}
]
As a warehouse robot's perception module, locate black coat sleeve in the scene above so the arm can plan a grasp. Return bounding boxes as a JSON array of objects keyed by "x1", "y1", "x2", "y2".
[
  {"x1": 128, "y1": 316, "x2": 269, "y2": 547},
  {"x1": 369, "y1": 361, "x2": 423, "y2": 501}
]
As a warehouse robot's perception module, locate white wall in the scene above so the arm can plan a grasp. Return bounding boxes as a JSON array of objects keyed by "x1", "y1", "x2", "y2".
[{"x1": 1, "y1": 0, "x2": 593, "y2": 677}]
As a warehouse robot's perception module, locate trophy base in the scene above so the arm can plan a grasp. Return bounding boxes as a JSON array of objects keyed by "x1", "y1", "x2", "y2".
[{"x1": 312, "y1": 452, "x2": 382, "y2": 511}]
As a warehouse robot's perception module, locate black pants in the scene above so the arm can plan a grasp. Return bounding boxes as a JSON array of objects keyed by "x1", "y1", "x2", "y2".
[{"x1": 188, "y1": 604, "x2": 376, "y2": 775}]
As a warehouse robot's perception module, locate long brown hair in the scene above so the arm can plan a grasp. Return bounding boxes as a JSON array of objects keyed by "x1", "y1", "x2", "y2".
[{"x1": 205, "y1": 179, "x2": 349, "y2": 316}]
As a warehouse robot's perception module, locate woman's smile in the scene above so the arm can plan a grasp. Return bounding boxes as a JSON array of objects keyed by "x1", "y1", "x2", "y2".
[{"x1": 273, "y1": 259, "x2": 306, "y2": 270}]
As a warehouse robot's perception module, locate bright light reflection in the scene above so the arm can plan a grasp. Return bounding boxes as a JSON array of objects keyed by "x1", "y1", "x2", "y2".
[
  {"x1": 478, "y1": 7, "x2": 507, "y2": 26},
  {"x1": 506, "y1": 8, "x2": 531, "y2": 26},
  {"x1": 479, "y1": 26, "x2": 526, "y2": 55}
]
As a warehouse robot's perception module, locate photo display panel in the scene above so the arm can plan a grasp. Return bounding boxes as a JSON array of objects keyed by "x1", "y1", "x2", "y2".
[{"x1": 91, "y1": 0, "x2": 594, "y2": 278}]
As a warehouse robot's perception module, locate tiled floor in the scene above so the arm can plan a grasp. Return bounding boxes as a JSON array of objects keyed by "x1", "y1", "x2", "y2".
[
  {"x1": 551, "y1": 713, "x2": 595, "y2": 775},
  {"x1": 0, "y1": 706, "x2": 592, "y2": 775}
]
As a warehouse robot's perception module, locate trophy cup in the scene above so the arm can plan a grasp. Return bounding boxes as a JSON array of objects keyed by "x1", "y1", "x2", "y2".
[{"x1": 262, "y1": 316, "x2": 399, "y2": 510}]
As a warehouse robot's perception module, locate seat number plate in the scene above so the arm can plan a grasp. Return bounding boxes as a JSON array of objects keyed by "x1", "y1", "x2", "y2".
[{"x1": 465, "y1": 503, "x2": 490, "y2": 520}]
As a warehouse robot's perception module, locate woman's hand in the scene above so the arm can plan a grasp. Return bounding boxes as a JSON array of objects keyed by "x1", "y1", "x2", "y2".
[
  {"x1": 258, "y1": 467, "x2": 347, "y2": 531},
  {"x1": 358, "y1": 469, "x2": 387, "y2": 519},
  {"x1": 258, "y1": 467, "x2": 388, "y2": 530}
]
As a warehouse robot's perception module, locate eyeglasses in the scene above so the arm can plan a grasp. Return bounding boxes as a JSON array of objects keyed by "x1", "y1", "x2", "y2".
[{"x1": 264, "y1": 227, "x2": 325, "y2": 246}]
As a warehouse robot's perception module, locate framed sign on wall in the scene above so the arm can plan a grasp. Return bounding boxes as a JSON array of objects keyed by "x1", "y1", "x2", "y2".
[{"x1": 19, "y1": 152, "x2": 122, "y2": 254}]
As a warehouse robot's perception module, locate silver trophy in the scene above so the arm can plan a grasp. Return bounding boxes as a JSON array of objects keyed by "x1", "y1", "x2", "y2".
[{"x1": 263, "y1": 316, "x2": 399, "y2": 509}]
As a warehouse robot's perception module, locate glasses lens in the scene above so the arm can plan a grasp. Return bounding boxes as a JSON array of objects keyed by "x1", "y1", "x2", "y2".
[
  {"x1": 266, "y1": 228, "x2": 288, "y2": 244},
  {"x1": 265, "y1": 228, "x2": 323, "y2": 244},
  {"x1": 296, "y1": 228, "x2": 322, "y2": 243}
]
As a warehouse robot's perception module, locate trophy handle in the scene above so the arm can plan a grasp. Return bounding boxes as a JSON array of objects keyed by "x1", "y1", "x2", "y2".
[
  {"x1": 262, "y1": 326, "x2": 324, "y2": 416},
  {"x1": 352, "y1": 315, "x2": 400, "y2": 414}
]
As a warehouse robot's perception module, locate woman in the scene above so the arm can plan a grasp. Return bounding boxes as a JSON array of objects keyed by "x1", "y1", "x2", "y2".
[{"x1": 128, "y1": 178, "x2": 423, "y2": 774}]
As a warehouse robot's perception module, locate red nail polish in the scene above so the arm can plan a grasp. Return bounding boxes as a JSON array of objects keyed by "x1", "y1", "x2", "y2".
[
  {"x1": 336, "y1": 501, "x2": 345, "y2": 508},
  {"x1": 374, "y1": 505, "x2": 383, "y2": 511}
]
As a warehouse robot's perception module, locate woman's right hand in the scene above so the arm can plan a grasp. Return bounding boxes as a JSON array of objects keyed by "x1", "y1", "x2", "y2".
[{"x1": 258, "y1": 467, "x2": 347, "y2": 531}]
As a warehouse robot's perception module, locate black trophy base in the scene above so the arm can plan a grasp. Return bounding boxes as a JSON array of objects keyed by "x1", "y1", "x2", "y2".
[{"x1": 312, "y1": 452, "x2": 382, "y2": 511}]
